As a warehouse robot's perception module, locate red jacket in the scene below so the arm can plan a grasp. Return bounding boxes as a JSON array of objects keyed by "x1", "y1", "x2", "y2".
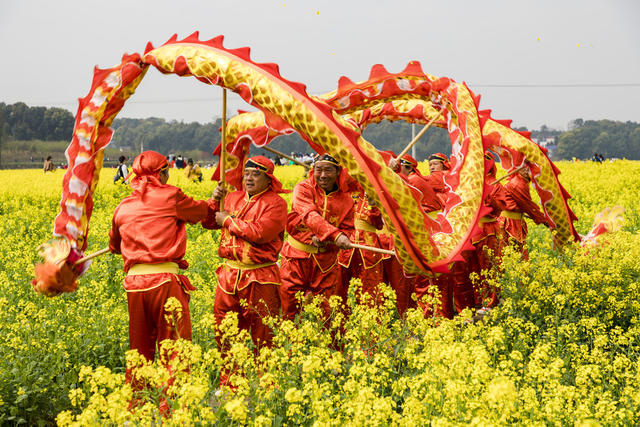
[
  {"x1": 406, "y1": 172, "x2": 441, "y2": 213},
  {"x1": 281, "y1": 176, "x2": 355, "y2": 272},
  {"x1": 203, "y1": 188, "x2": 288, "y2": 292},
  {"x1": 423, "y1": 170, "x2": 447, "y2": 210},
  {"x1": 109, "y1": 182, "x2": 214, "y2": 290},
  {"x1": 501, "y1": 174, "x2": 547, "y2": 242},
  {"x1": 204, "y1": 188, "x2": 287, "y2": 264},
  {"x1": 338, "y1": 192, "x2": 386, "y2": 268},
  {"x1": 471, "y1": 177, "x2": 508, "y2": 244}
]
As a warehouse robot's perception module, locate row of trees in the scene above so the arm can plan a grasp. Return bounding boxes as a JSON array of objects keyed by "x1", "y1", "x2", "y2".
[
  {"x1": 110, "y1": 117, "x2": 221, "y2": 155},
  {"x1": 0, "y1": 102, "x2": 453, "y2": 160},
  {"x1": 1, "y1": 102, "x2": 75, "y2": 142},
  {"x1": 1, "y1": 102, "x2": 639, "y2": 161},
  {"x1": 261, "y1": 121, "x2": 451, "y2": 160},
  {"x1": 0, "y1": 103, "x2": 222, "y2": 156},
  {"x1": 555, "y1": 119, "x2": 640, "y2": 160}
]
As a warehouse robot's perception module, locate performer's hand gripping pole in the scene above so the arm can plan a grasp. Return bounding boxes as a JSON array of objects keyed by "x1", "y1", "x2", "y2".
[{"x1": 219, "y1": 88, "x2": 228, "y2": 204}]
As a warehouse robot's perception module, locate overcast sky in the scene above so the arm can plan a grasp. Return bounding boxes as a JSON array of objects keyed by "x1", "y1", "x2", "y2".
[{"x1": 1, "y1": 0, "x2": 638, "y2": 130}]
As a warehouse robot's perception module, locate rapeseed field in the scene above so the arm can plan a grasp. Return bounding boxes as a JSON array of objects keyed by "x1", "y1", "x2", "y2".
[{"x1": 1, "y1": 161, "x2": 639, "y2": 425}]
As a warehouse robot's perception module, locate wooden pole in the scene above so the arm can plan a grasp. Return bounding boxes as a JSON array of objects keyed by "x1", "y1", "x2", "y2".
[
  {"x1": 220, "y1": 89, "x2": 228, "y2": 201},
  {"x1": 411, "y1": 123, "x2": 416, "y2": 158},
  {"x1": 261, "y1": 145, "x2": 310, "y2": 169},
  {"x1": 348, "y1": 243, "x2": 395, "y2": 256},
  {"x1": 490, "y1": 165, "x2": 526, "y2": 185},
  {"x1": 395, "y1": 109, "x2": 445, "y2": 161},
  {"x1": 74, "y1": 247, "x2": 110, "y2": 266}
]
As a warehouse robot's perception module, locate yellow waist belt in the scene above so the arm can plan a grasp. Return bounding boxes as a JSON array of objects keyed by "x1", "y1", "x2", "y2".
[
  {"x1": 224, "y1": 260, "x2": 275, "y2": 270},
  {"x1": 501, "y1": 210, "x2": 523, "y2": 220},
  {"x1": 479, "y1": 216, "x2": 497, "y2": 224},
  {"x1": 128, "y1": 262, "x2": 179, "y2": 276},
  {"x1": 427, "y1": 210, "x2": 441, "y2": 219},
  {"x1": 354, "y1": 218, "x2": 378, "y2": 233},
  {"x1": 287, "y1": 235, "x2": 319, "y2": 254}
]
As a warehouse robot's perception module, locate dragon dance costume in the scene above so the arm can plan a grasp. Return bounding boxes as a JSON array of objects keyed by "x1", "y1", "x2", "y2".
[
  {"x1": 416, "y1": 153, "x2": 475, "y2": 319},
  {"x1": 338, "y1": 191, "x2": 387, "y2": 305},
  {"x1": 109, "y1": 151, "x2": 215, "y2": 364},
  {"x1": 470, "y1": 152, "x2": 508, "y2": 308},
  {"x1": 500, "y1": 170, "x2": 548, "y2": 260},
  {"x1": 203, "y1": 156, "x2": 288, "y2": 349},
  {"x1": 279, "y1": 157, "x2": 356, "y2": 319}
]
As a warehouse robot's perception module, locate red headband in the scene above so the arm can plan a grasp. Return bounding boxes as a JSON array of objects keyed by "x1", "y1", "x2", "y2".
[
  {"x1": 245, "y1": 156, "x2": 290, "y2": 194},
  {"x1": 132, "y1": 151, "x2": 168, "y2": 176},
  {"x1": 130, "y1": 151, "x2": 169, "y2": 197},
  {"x1": 429, "y1": 153, "x2": 451, "y2": 170},
  {"x1": 399, "y1": 154, "x2": 418, "y2": 169}
]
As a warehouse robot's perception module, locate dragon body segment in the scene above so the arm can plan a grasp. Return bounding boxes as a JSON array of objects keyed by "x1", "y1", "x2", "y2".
[
  {"x1": 481, "y1": 118, "x2": 579, "y2": 244},
  {"x1": 53, "y1": 54, "x2": 148, "y2": 252},
  {"x1": 320, "y1": 65, "x2": 579, "y2": 246},
  {"x1": 344, "y1": 98, "x2": 580, "y2": 247},
  {"x1": 141, "y1": 34, "x2": 437, "y2": 274},
  {"x1": 221, "y1": 61, "x2": 580, "y2": 263},
  {"x1": 221, "y1": 65, "x2": 491, "y2": 272},
  {"x1": 43, "y1": 33, "x2": 578, "y2": 286}
]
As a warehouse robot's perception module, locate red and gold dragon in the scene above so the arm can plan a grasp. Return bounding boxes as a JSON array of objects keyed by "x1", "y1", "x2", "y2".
[{"x1": 34, "y1": 32, "x2": 607, "y2": 295}]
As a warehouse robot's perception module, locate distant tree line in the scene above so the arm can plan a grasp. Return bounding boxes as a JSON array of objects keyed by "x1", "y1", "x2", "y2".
[
  {"x1": 0, "y1": 102, "x2": 453, "y2": 159},
  {"x1": 261, "y1": 121, "x2": 452, "y2": 160},
  {"x1": 555, "y1": 119, "x2": 640, "y2": 160},
  {"x1": 1, "y1": 102, "x2": 75, "y2": 141},
  {"x1": 110, "y1": 117, "x2": 221, "y2": 155},
  {"x1": 1, "y1": 102, "x2": 639, "y2": 161}
]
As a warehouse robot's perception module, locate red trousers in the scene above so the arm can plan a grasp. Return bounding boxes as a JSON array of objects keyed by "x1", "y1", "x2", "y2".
[
  {"x1": 448, "y1": 251, "x2": 476, "y2": 314},
  {"x1": 415, "y1": 274, "x2": 453, "y2": 319},
  {"x1": 214, "y1": 281, "x2": 281, "y2": 350},
  {"x1": 472, "y1": 234, "x2": 502, "y2": 307},
  {"x1": 339, "y1": 252, "x2": 384, "y2": 306},
  {"x1": 383, "y1": 257, "x2": 416, "y2": 317},
  {"x1": 127, "y1": 278, "x2": 192, "y2": 363},
  {"x1": 500, "y1": 226, "x2": 529, "y2": 260},
  {"x1": 414, "y1": 251, "x2": 475, "y2": 319},
  {"x1": 126, "y1": 276, "x2": 193, "y2": 414},
  {"x1": 279, "y1": 256, "x2": 341, "y2": 320}
]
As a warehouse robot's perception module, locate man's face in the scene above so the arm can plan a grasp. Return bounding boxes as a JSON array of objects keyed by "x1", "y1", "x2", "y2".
[
  {"x1": 400, "y1": 164, "x2": 413, "y2": 176},
  {"x1": 244, "y1": 169, "x2": 271, "y2": 195},
  {"x1": 314, "y1": 163, "x2": 339, "y2": 192},
  {"x1": 429, "y1": 159, "x2": 445, "y2": 173}
]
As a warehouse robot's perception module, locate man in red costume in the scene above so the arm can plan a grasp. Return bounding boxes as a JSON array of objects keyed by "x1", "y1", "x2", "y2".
[
  {"x1": 109, "y1": 150, "x2": 215, "y2": 366},
  {"x1": 393, "y1": 154, "x2": 442, "y2": 214},
  {"x1": 203, "y1": 156, "x2": 288, "y2": 350},
  {"x1": 399, "y1": 154, "x2": 448, "y2": 317},
  {"x1": 386, "y1": 153, "x2": 441, "y2": 316},
  {"x1": 420, "y1": 152, "x2": 475, "y2": 319},
  {"x1": 424, "y1": 153, "x2": 450, "y2": 207},
  {"x1": 470, "y1": 151, "x2": 508, "y2": 308},
  {"x1": 338, "y1": 191, "x2": 386, "y2": 305},
  {"x1": 279, "y1": 154, "x2": 354, "y2": 320},
  {"x1": 500, "y1": 163, "x2": 548, "y2": 260}
]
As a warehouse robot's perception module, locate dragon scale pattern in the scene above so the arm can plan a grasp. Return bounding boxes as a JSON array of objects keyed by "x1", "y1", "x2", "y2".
[
  {"x1": 144, "y1": 40, "x2": 436, "y2": 273},
  {"x1": 44, "y1": 33, "x2": 578, "y2": 280}
]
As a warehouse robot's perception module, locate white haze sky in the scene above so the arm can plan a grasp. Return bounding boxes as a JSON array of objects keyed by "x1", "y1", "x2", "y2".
[{"x1": 1, "y1": 0, "x2": 638, "y2": 130}]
